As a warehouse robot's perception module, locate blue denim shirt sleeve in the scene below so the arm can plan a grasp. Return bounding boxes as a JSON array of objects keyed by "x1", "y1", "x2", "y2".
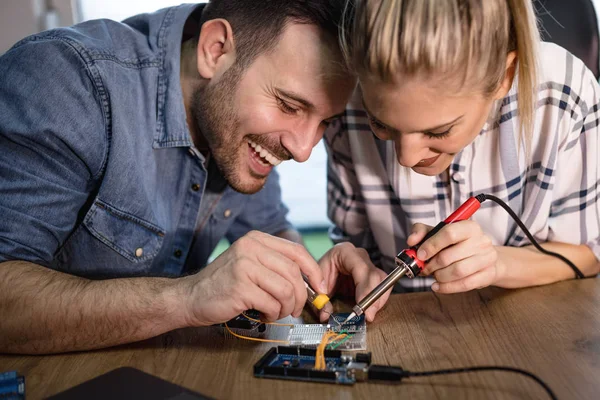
[
  {"x1": 225, "y1": 169, "x2": 294, "y2": 242},
  {"x1": 0, "y1": 37, "x2": 106, "y2": 266}
]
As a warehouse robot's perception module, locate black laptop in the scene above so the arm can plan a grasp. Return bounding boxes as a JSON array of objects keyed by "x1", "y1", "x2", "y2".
[{"x1": 47, "y1": 367, "x2": 213, "y2": 400}]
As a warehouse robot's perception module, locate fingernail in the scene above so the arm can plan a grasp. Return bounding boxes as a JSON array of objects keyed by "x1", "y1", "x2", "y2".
[
  {"x1": 432, "y1": 283, "x2": 439, "y2": 291},
  {"x1": 417, "y1": 249, "x2": 427, "y2": 260},
  {"x1": 320, "y1": 280, "x2": 327, "y2": 293}
]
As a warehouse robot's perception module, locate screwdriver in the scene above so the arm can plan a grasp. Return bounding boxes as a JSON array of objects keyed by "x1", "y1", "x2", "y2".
[
  {"x1": 342, "y1": 194, "x2": 487, "y2": 324},
  {"x1": 302, "y1": 274, "x2": 331, "y2": 311}
]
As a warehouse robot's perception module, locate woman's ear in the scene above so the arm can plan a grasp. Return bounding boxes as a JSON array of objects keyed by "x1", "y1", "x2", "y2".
[
  {"x1": 196, "y1": 18, "x2": 236, "y2": 80},
  {"x1": 494, "y1": 51, "x2": 518, "y2": 100}
]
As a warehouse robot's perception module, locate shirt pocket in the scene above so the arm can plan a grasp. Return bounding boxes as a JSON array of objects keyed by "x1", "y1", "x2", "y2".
[{"x1": 84, "y1": 200, "x2": 165, "y2": 263}]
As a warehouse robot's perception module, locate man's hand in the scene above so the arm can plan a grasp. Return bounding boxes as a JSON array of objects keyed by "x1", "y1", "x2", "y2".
[
  {"x1": 317, "y1": 242, "x2": 389, "y2": 323},
  {"x1": 0, "y1": 231, "x2": 325, "y2": 354},
  {"x1": 181, "y1": 230, "x2": 327, "y2": 326},
  {"x1": 409, "y1": 221, "x2": 499, "y2": 294}
]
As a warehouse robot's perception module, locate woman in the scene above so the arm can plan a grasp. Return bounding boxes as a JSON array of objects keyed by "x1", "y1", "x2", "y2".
[{"x1": 324, "y1": 0, "x2": 600, "y2": 295}]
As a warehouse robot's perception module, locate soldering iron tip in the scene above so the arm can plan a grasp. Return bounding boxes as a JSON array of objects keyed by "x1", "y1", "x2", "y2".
[{"x1": 342, "y1": 312, "x2": 356, "y2": 325}]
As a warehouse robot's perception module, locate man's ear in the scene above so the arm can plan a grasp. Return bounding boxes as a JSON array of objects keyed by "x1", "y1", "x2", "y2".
[
  {"x1": 494, "y1": 51, "x2": 517, "y2": 100},
  {"x1": 196, "y1": 18, "x2": 236, "y2": 80}
]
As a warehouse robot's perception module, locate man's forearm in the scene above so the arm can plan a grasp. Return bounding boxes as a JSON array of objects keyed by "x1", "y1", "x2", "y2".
[
  {"x1": 0, "y1": 261, "x2": 186, "y2": 354},
  {"x1": 495, "y1": 242, "x2": 600, "y2": 288}
]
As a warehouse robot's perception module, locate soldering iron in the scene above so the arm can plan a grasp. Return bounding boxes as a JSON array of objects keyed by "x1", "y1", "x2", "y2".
[{"x1": 343, "y1": 193, "x2": 585, "y2": 325}]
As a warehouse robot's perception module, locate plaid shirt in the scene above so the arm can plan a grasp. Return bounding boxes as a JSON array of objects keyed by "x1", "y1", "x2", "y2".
[{"x1": 325, "y1": 42, "x2": 600, "y2": 292}]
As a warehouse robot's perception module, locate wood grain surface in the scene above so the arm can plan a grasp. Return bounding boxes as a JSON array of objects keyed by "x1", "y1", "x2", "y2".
[{"x1": 1, "y1": 279, "x2": 598, "y2": 399}]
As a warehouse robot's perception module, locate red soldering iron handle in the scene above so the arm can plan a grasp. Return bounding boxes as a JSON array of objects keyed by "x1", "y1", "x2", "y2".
[
  {"x1": 443, "y1": 196, "x2": 485, "y2": 224},
  {"x1": 415, "y1": 195, "x2": 485, "y2": 249},
  {"x1": 396, "y1": 195, "x2": 486, "y2": 278}
]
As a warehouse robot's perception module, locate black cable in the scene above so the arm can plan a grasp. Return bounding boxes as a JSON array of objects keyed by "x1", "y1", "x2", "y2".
[
  {"x1": 407, "y1": 366, "x2": 558, "y2": 400},
  {"x1": 363, "y1": 193, "x2": 578, "y2": 400},
  {"x1": 481, "y1": 193, "x2": 585, "y2": 279},
  {"x1": 368, "y1": 364, "x2": 557, "y2": 400}
]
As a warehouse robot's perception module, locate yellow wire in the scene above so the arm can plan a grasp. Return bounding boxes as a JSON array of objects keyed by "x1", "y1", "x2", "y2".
[
  {"x1": 315, "y1": 333, "x2": 325, "y2": 368},
  {"x1": 224, "y1": 322, "x2": 290, "y2": 344},
  {"x1": 317, "y1": 331, "x2": 350, "y2": 369},
  {"x1": 315, "y1": 331, "x2": 345, "y2": 370},
  {"x1": 317, "y1": 334, "x2": 333, "y2": 369},
  {"x1": 241, "y1": 312, "x2": 294, "y2": 327}
]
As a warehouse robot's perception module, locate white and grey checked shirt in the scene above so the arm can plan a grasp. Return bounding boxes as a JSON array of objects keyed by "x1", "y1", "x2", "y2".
[{"x1": 325, "y1": 42, "x2": 600, "y2": 292}]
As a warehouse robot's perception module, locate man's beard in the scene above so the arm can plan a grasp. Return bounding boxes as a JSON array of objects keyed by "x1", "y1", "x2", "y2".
[{"x1": 191, "y1": 65, "x2": 266, "y2": 194}]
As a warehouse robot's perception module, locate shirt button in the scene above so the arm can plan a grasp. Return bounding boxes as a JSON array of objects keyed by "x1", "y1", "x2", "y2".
[
  {"x1": 135, "y1": 248, "x2": 144, "y2": 257},
  {"x1": 452, "y1": 173, "x2": 462, "y2": 183},
  {"x1": 223, "y1": 209, "x2": 231, "y2": 218},
  {"x1": 174, "y1": 249, "x2": 183, "y2": 258},
  {"x1": 191, "y1": 183, "x2": 201, "y2": 191}
]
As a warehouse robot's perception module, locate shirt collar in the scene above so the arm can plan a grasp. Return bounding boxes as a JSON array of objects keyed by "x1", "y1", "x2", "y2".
[{"x1": 153, "y1": 3, "x2": 205, "y2": 149}]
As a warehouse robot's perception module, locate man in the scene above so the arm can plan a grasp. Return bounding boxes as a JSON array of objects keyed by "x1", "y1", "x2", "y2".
[{"x1": 0, "y1": 1, "x2": 390, "y2": 355}]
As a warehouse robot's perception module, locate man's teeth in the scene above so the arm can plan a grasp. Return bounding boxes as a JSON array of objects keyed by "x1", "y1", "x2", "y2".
[{"x1": 248, "y1": 140, "x2": 282, "y2": 166}]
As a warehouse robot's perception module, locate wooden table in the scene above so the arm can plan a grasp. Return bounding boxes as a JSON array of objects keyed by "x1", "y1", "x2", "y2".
[{"x1": 1, "y1": 279, "x2": 599, "y2": 399}]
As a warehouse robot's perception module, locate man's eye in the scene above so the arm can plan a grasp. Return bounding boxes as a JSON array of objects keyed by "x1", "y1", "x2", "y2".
[{"x1": 276, "y1": 97, "x2": 299, "y2": 114}]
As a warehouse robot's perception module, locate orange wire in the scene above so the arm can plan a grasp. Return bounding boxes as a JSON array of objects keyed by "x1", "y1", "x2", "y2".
[
  {"x1": 315, "y1": 331, "x2": 345, "y2": 369},
  {"x1": 224, "y1": 322, "x2": 290, "y2": 344},
  {"x1": 316, "y1": 334, "x2": 328, "y2": 369},
  {"x1": 315, "y1": 331, "x2": 349, "y2": 369}
]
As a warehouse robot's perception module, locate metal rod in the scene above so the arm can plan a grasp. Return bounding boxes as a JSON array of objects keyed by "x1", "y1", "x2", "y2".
[{"x1": 342, "y1": 265, "x2": 408, "y2": 324}]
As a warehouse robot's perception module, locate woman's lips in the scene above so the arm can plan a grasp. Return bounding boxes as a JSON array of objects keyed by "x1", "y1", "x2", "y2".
[{"x1": 415, "y1": 154, "x2": 441, "y2": 168}]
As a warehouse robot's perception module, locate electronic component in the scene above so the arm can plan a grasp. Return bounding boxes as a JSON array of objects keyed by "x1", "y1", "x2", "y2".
[
  {"x1": 328, "y1": 313, "x2": 365, "y2": 332},
  {"x1": 253, "y1": 348, "x2": 557, "y2": 399},
  {"x1": 253, "y1": 346, "x2": 372, "y2": 385},
  {"x1": 287, "y1": 313, "x2": 367, "y2": 350},
  {"x1": 0, "y1": 371, "x2": 25, "y2": 400},
  {"x1": 219, "y1": 310, "x2": 266, "y2": 337}
]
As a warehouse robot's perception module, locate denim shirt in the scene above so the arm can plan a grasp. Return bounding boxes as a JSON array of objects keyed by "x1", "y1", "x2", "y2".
[{"x1": 0, "y1": 4, "x2": 292, "y2": 278}]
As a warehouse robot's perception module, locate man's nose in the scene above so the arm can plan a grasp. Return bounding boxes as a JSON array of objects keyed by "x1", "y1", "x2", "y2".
[{"x1": 282, "y1": 120, "x2": 323, "y2": 163}]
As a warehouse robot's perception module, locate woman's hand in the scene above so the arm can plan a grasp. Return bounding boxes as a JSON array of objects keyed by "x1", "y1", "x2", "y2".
[{"x1": 408, "y1": 221, "x2": 500, "y2": 293}]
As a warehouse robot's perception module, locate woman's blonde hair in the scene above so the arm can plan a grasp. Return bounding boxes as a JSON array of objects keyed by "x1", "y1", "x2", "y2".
[{"x1": 342, "y1": 0, "x2": 540, "y2": 150}]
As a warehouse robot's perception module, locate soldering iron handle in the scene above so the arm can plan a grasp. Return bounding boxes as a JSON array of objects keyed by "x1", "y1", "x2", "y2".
[
  {"x1": 415, "y1": 221, "x2": 446, "y2": 249},
  {"x1": 414, "y1": 196, "x2": 485, "y2": 249},
  {"x1": 353, "y1": 195, "x2": 487, "y2": 319}
]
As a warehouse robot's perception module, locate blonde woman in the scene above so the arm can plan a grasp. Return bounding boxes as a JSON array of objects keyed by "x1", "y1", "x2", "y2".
[{"x1": 323, "y1": 0, "x2": 600, "y2": 298}]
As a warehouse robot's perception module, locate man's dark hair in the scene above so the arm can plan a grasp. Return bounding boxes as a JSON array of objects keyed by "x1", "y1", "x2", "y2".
[{"x1": 198, "y1": 0, "x2": 348, "y2": 69}]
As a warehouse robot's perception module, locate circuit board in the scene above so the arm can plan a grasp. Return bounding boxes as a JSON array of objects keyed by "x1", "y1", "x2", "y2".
[
  {"x1": 254, "y1": 346, "x2": 372, "y2": 385},
  {"x1": 328, "y1": 313, "x2": 366, "y2": 332},
  {"x1": 0, "y1": 371, "x2": 25, "y2": 399},
  {"x1": 220, "y1": 312, "x2": 367, "y2": 350},
  {"x1": 287, "y1": 313, "x2": 367, "y2": 350}
]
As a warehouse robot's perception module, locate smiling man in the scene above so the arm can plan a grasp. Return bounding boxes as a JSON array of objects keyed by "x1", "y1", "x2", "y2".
[{"x1": 0, "y1": 1, "x2": 393, "y2": 355}]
